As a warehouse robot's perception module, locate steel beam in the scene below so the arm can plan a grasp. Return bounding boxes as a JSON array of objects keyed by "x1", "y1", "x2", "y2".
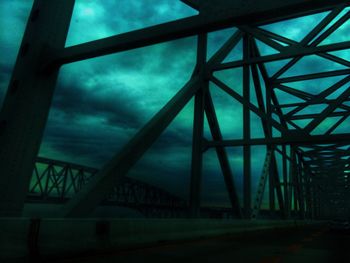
[
  {"x1": 275, "y1": 69, "x2": 350, "y2": 84},
  {"x1": 270, "y1": 7, "x2": 346, "y2": 80},
  {"x1": 271, "y1": 153, "x2": 285, "y2": 218},
  {"x1": 189, "y1": 33, "x2": 207, "y2": 217},
  {"x1": 304, "y1": 85, "x2": 350, "y2": 133},
  {"x1": 283, "y1": 75, "x2": 350, "y2": 119},
  {"x1": 269, "y1": 151, "x2": 276, "y2": 213},
  {"x1": 213, "y1": 41, "x2": 350, "y2": 72},
  {"x1": 296, "y1": 155, "x2": 305, "y2": 219},
  {"x1": 251, "y1": 149, "x2": 272, "y2": 219},
  {"x1": 282, "y1": 146, "x2": 290, "y2": 217},
  {"x1": 205, "y1": 133, "x2": 350, "y2": 147},
  {"x1": 211, "y1": 76, "x2": 289, "y2": 134},
  {"x1": 243, "y1": 34, "x2": 251, "y2": 218},
  {"x1": 45, "y1": 0, "x2": 348, "y2": 69},
  {"x1": 0, "y1": 0, "x2": 75, "y2": 216}
]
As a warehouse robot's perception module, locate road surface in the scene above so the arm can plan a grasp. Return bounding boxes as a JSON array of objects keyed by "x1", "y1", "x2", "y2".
[{"x1": 47, "y1": 225, "x2": 350, "y2": 263}]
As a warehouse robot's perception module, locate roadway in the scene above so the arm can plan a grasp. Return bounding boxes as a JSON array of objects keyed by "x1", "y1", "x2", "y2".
[{"x1": 47, "y1": 225, "x2": 349, "y2": 263}]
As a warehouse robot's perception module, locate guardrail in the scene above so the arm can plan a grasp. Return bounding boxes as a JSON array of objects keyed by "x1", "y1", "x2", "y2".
[{"x1": 0, "y1": 217, "x2": 314, "y2": 261}]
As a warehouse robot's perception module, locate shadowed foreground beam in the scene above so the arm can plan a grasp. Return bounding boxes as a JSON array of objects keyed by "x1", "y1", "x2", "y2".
[
  {"x1": 61, "y1": 76, "x2": 200, "y2": 217},
  {"x1": 189, "y1": 34, "x2": 207, "y2": 217},
  {"x1": 0, "y1": 0, "x2": 75, "y2": 216}
]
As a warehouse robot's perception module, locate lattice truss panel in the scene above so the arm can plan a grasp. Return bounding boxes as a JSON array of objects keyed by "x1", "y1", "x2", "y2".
[
  {"x1": 29, "y1": 158, "x2": 186, "y2": 215},
  {"x1": 203, "y1": 8, "x2": 350, "y2": 142},
  {"x1": 202, "y1": 6, "x2": 350, "y2": 218}
]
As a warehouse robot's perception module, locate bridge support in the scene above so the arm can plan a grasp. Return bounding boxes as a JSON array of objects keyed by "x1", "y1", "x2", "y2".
[
  {"x1": 189, "y1": 34, "x2": 207, "y2": 218},
  {"x1": 0, "y1": 0, "x2": 75, "y2": 216},
  {"x1": 243, "y1": 33, "x2": 252, "y2": 218}
]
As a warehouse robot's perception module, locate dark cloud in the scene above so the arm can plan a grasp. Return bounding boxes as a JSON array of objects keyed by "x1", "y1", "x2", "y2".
[
  {"x1": 66, "y1": 0, "x2": 197, "y2": 46},
  {"x1": 52, "y1": 82, "x2": 143, "y2": 129},
  {"x1": 0, "y1": 63, "x2": 13, "y2": 76}
]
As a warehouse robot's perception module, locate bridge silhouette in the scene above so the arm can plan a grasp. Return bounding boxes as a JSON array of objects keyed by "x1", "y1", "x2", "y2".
[
  {"x1": 28, "y1": 157, "x2": 193, "y2": 218},
  {"x1": 1, "y1": 0, "x2": 350, "y2": 262}
]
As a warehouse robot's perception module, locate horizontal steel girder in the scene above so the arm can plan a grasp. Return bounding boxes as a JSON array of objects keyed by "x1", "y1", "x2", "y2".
[
  {"x1": 44, "y1": 0, "x2": 349, "y2": 69},
  {"x1": 205, "y1": 133, "x2": 350, "y2": 147}
]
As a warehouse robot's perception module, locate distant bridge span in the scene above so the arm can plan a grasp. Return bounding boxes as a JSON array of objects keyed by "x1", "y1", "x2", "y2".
[{"x1": 28, "y1": 157, "x2": 232, "y2": 218}]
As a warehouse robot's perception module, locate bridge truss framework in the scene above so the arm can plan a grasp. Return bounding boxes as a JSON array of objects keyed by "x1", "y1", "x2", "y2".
[{"x1": 0, "y1": 0, "x2": 350, "y2": 219}]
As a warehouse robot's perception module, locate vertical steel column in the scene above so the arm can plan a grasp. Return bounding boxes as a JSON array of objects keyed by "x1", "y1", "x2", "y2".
[
  {"x1": 311, "y1": 183, "x2": 316, "y2": 219},
  {"x1": 296, "y1": 154, "x2": 305, "y2": 219},
  {"x1": 318, "y1": 193, "x2": 322, "y2": 219},
  {"x1": 282, "y1": 145, "x2": 290, "y2": 218},
  {"x1": 189, "y1": 34, "x2": 207, "y2": 217},
  {"x1": 305, "y1": 171, "x2": 313, "y2": 219},
  {"x1": 271, "y1": 153, "x2": 285, "y2": 218},
  {"x1": 291, "y1": 150, "x2": 299, "y2": 215},
  {"x1": 269, "y1": 154, "x2": 276, "y2": 213},
  {"x1": 289, "y1": 147, "x2": 295, "y2": 215},
  {"x1": 302, "y1": 164, "x2": 311, "y2": 219},
  {"x1": 310, "y1": 181, "x2": 315, "y2": 219},
  {"x1": 0, "y1": 0, "x2": 75, "y2": 216},
  {"x1": 266, "y1": 83, "x2": 275, "y2": 214},
  {"x1": 243, "y1": 33, "x2": 251, "y2": 218},
  {"x1": 253, "y1": 49, "x2": 276, "y2": 216}
]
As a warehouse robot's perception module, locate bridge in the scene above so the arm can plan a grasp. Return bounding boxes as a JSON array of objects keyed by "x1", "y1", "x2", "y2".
[
  {"x1": 28, "y1": 157, "x2": 291, "y2": 219},
  {"x1": 0, "y1": 0, "x2": 350, "y2": 262},
  {"x1": 28, "y1": 157, "x2": 229, "y2": 218}
]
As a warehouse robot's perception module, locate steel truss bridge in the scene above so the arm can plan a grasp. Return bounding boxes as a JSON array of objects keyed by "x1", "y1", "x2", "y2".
[
  {"x1": 1, "y1": 0, "x2": 350, "y2": 221},
  {"x1": 29, "y1": 157, "x2": 188, "y2": 218},
  {"x1": 28, "y1": 157, "x2": 291, "y2": 218}
]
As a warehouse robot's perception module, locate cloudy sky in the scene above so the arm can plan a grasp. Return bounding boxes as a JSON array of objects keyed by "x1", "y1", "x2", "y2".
[{"x1": 0, "y1": 1, "x2": 349, "y2": 208}]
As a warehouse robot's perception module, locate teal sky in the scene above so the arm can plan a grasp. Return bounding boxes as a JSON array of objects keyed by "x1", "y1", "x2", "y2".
[{"x1": 0, "y1": 1, "x2": 349, "y2": 208}]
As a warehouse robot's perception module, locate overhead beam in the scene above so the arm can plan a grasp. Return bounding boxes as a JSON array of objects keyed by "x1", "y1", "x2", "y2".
[
  {"x1": 44, "y1": 0, "x2": 348, "y2": 69},
  {"x1": 270, "y1": 7, "x2": 346, "y2": 80},
  {"x1": 213, "y1": 41, "x2": 350, "y2": 71},
  {"x1": 275, "y1": 69, "x2": 350, "y2": 84},
  {"x1": 205, "y1": 133, "x2": 350, "y2": 147}
]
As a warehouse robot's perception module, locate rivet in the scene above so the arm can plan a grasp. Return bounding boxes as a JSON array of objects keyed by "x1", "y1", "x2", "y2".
[
  {"x1": 10, "y1": 80, "x2": 19, "y2": 94},
  {"x1": 20, "y1": 43, "x2": 30, "y2": 57},
  {"x1": 31, "y1": 9, "x2": 40, "y2": 22}
]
